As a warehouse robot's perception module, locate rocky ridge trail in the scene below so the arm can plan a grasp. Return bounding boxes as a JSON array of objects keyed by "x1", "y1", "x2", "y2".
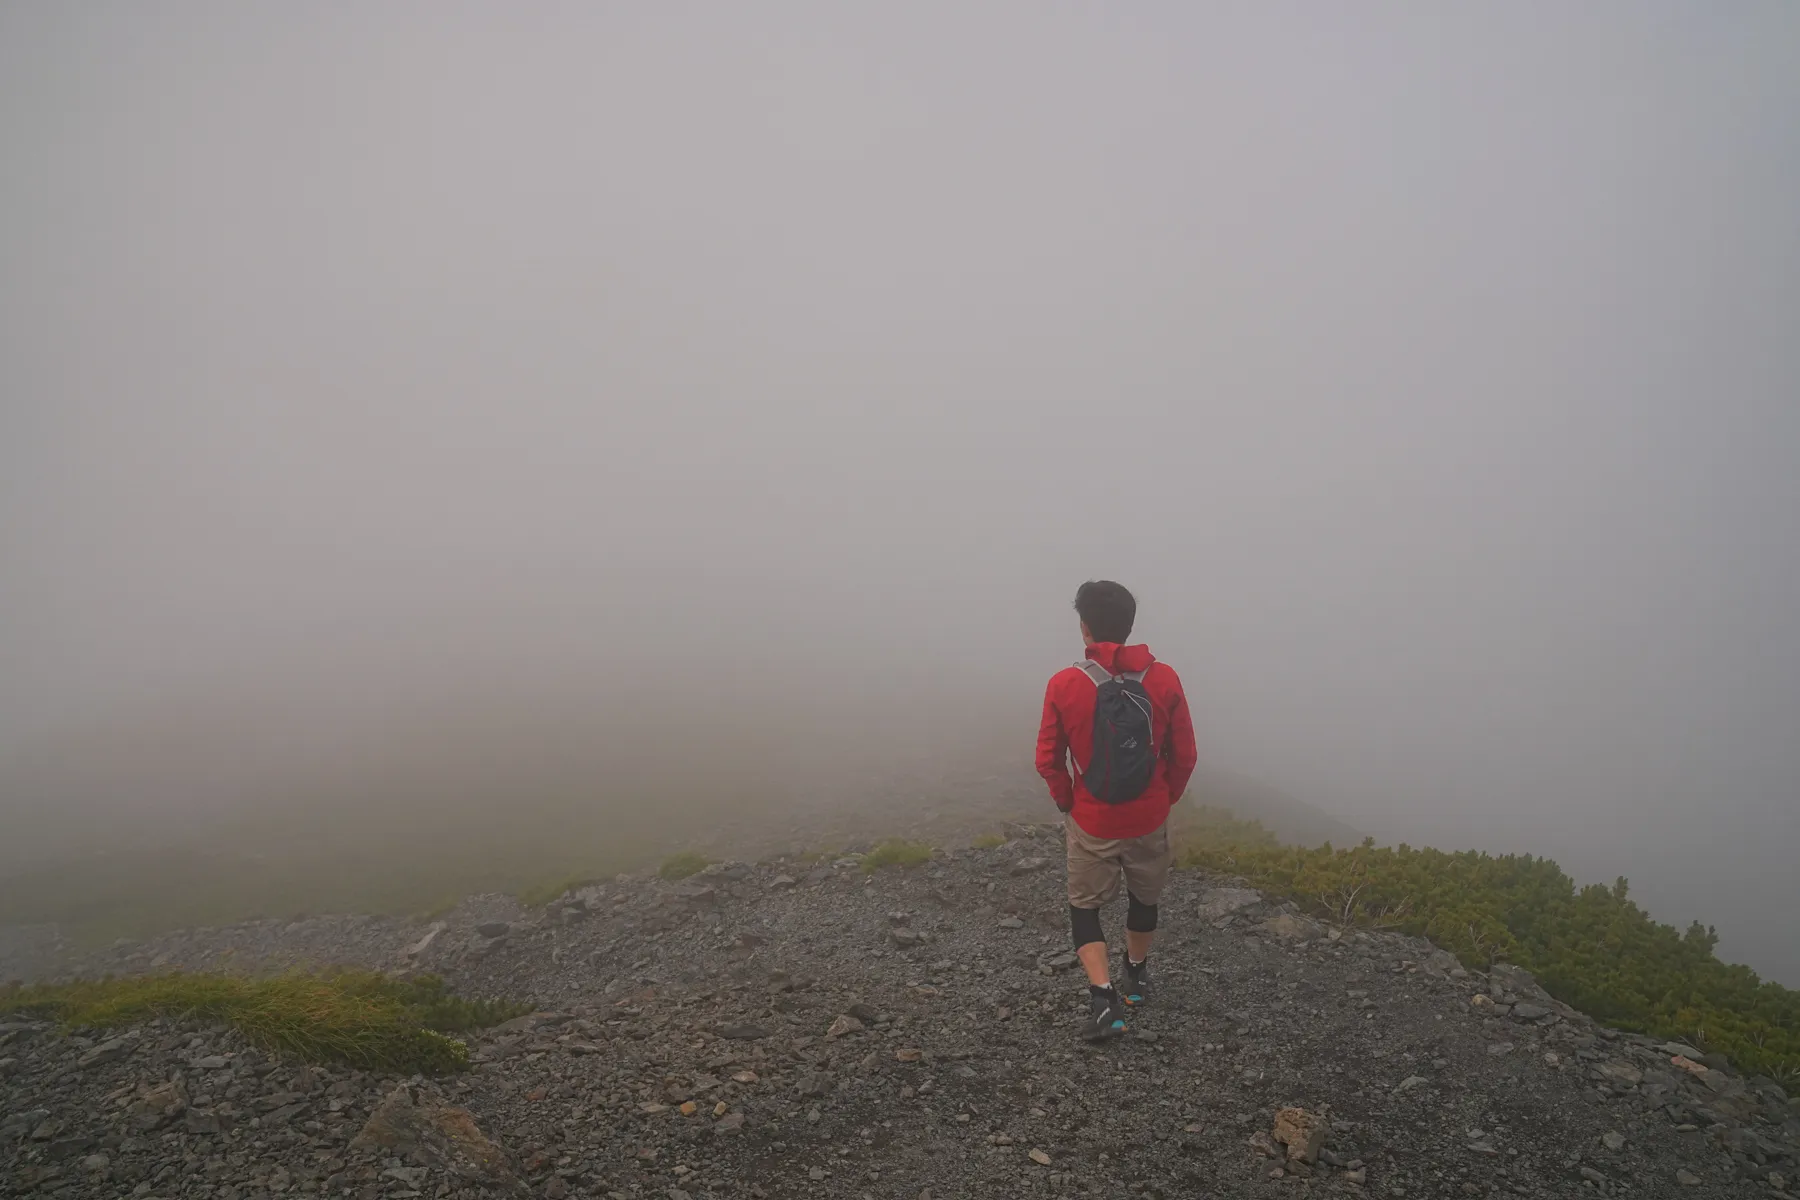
[{"x1": 4, "y1": 824, "x2": 1796, "y2": 1199}]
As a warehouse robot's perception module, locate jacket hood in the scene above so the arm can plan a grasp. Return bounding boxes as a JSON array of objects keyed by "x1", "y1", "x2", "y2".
[{"x1": 1085, "y1": 642, "x2": 1156, "y2": 674}]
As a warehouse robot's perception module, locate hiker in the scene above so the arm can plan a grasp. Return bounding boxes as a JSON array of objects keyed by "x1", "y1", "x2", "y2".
[{"x1": 1035, "y1": 580, "x2": 1198, "y2": 1040}]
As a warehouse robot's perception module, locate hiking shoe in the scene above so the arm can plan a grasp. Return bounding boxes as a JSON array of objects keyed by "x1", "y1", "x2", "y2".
[
  {"x1": 1081, "y1": 988, "x2": 1127, "y2": 1041},
  {"x1": 1122, "y1": 961, "x2": 1151, "y2": 1007}
]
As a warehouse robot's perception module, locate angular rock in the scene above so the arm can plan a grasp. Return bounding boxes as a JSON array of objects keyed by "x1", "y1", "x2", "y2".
[
  {"x1": 76, "y1": 1036, "x2": 134, "y2": 1068},
  {"x1": 1596, "y1": 1061, "x2": 1643, "y2": 1087},
  {"x1": 350, "y1": 1084, "x2": 525, "y2": 1192},
  {"x1": 1257, "y1": 914, "x2": 1324, "y2": 942},
  {"x1": 1010, "y1": 857, "x2": 1051, "y2": 875},
  {"x1": 825, "y1": 1014, "x2": 865, "y2": 1040},
  {"x1": 1196, "y1": 887, "x2": 1264, "y2": 922},
  {"x1": 403, "y1": 922, "x2": 447, "y2": 959},
  {"x1": 1272, "y1": 1107, "x2": 1326, "y2": 1163},
  {"x1": 126, "y1": 1080, "x2": 188, "y2": 1132},
  {"x1": 475, "y1": 921, "x2": 511, "y2": 938}
]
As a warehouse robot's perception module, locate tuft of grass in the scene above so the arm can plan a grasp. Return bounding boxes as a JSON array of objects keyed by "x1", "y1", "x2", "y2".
[
  {"x1": 861, "y1": 840, "x2": 933, "y2": 873},
  {"x1": 0, "y1": 970, "x2": 528, "y2": 1074},
  {"x1": 969, "y1": 832, "x2": 1006, "y2": 850},
  {"x1": 658, "y1": 851, "x2": 712, "y2": 881}
]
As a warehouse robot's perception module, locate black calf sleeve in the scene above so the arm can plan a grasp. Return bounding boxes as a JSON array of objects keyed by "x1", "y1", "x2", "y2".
[
  {"x1": 1126, "y1": 891, "x2": 1158, "y2": 933},
  {"x1": 1069, "y1": 905, "x2": 1104, "y2": 947}
]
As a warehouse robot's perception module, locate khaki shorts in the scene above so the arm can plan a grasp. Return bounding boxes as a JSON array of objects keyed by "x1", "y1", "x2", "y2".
[{"x1": 1065, "y1": 816, "x2": 1173, "y2": 909}]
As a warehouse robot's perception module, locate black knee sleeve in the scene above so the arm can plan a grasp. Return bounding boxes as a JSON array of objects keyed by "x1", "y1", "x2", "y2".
[
  {"x1": 1069, "y1": 905, "x2": 1104, "y2": 948},
  {"x1": 1126, "y1": 891, "x2": 1158, "y2": 933}
]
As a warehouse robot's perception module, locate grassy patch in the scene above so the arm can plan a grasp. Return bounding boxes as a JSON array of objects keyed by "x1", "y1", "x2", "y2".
[
  {"x1": 861, "y1": 840, "x2": 932, "y2": 873},
  {"x1": 658, "y1": 851, "x2": 712, "y2": 881},
  {"x1": 969, "y1": 832, "x2": 1007, "y2": 850},
  {"x1": 0, "y1": 971, "x2": 528, "y2": 1074}
]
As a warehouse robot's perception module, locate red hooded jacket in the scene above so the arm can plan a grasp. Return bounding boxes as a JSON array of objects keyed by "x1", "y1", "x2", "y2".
[{"x1": 1036, "y1": 643, "x2": 1198, "y2": 839}]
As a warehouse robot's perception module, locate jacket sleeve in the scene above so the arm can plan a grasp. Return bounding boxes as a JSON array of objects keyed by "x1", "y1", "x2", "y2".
[
  {"x1": 1035, "y1": 677, "x2": 1075, "y2": 812},
  {"x1": 1162, "y1": 669, "x2": 1199, "y2": 804}
]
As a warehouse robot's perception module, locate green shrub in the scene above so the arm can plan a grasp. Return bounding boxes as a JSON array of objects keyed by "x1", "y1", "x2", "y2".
[
  {"x1": 1176, "y1": 835, "x2": 1800, "y2": 1080},
  {"x1": 861, "y1": 840, "x2": 932, "y2": 873},
  {"x1": 658, "y1": 851, "x2": 712, "y2": 881},
  {"x1": 0, "y1": 970, "x2": 528, "y2": 1074}
]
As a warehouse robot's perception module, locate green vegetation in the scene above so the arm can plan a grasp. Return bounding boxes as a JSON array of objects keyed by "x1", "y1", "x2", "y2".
[
  {"x1": 1176, "y1": 833, "x2": 1800, "y2": 1082},
  {"x1": 0, "y1": 971, "x2": 527, "y2": 1074},
  {"x1": 969, "y1": 832, "x2": 1007, "y2": 850},
  {"x1": 861, "y1": 839, "x2": 933, "y2": 873},
  {"x1": 657, "y1": 851, "x2": 712, "y2": 881}
]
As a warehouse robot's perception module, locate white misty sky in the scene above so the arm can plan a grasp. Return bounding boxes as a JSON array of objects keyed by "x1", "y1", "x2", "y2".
[{"x1": 1, "y1": 3, "x2": 1797, "y2": 980}]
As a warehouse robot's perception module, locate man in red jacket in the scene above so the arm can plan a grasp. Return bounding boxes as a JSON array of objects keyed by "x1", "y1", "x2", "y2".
[{"x1": 1036, "y1": 580, "x2": 1198, "y2": 1040}]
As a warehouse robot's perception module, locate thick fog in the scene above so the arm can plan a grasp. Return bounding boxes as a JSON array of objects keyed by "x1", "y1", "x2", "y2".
[{"x1": 3, "y1": 5, "x2": 1797, "y2": 982}]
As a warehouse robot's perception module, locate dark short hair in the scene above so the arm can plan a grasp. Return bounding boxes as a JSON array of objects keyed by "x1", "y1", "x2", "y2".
[{"x1": 1074, "y1": 580, "x2": 1136, "y2": 643}]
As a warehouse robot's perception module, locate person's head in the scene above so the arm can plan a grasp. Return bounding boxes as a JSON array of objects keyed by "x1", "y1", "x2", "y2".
[{"x1": 1074, "y1": 580, "x2": 1136, "y2": 645}]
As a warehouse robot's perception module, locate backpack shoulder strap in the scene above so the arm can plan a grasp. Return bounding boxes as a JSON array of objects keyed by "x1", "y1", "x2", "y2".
[
  {"x1": 1074, "y1": 660, "x2": 1112, "y2": 686},
  {"x1": 1122, "y1": 668, "x2": 1149, "y2": 683}
]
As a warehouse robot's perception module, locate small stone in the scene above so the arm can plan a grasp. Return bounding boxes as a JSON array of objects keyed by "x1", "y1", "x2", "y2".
[
  {"x1": 81, "y1": 1153, "x2": 111, "y2": 1172},
  {"x1": 825, "y1": 1014, "x2": 865, "y2": 1039},
  {"x1": 895, "y1": 1048, "x2": 922, "y2": 1063},
  {"x1": 714, "y1": 1112, "x2": 746, "y2": 1136},
  {"x1": 998, "y1": 917, "x2": 1025, "y2": 929},
  {"x1": 1486, "y1": 1042, "x2": 1513, "y2": 1056},
  {"x1": 1579, "y1": 1166, "x2": 1607, "y2": 1185},
  {"x1": 1510, "y1": 1002, "x2": 1551, "y2": 1021},
  {"x1": 1011, "y1": 857, "x2": 1051, "y2": 875},
  {"x1": 1676, "y1": 1170, "x2": 1702, "y2": 1186},
  {"x1": 475, "y1": 921, "x2": 510, "y2": 938},
  {"x1": 717, "y1": 1024, "x2": 771, "y2": 1040},
  {"x1": 891, "y1": 928, "x2": 923, "y2": 949},
  {"x1": 1028, "y1": 1148, "x2": 1052, "y2": 1165},
  {"x1": 808, "y1": 1167, "x2": 826, "y2": 1181},
  {"x1": 1393, "y1": 1075, "x2": 1426, "y2": 1094},
  {"x1": 1600, "y1": 1131, "x2": 1625, "y2": 1151},
  {"x1": 194, "y1": 1055, "x2": 229, "y2": 1070},
  {"x1": 1344, "y1": 1168, "x2": 1366, "y2": 1184},
  {"x1": 770, "y1": 875, "x2": 797, "y2": 889},
  {"x1": 678, "y1": 1100, "x2": 697, "y2": 1117},
  {"x1": 731, "y1": 1070, "x2": 758, "y2": 1084}
]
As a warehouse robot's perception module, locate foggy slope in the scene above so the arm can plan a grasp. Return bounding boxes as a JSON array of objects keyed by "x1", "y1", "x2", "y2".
[{"x1": 4, "y1": 3, "x2": 1799, "y2": 989}]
